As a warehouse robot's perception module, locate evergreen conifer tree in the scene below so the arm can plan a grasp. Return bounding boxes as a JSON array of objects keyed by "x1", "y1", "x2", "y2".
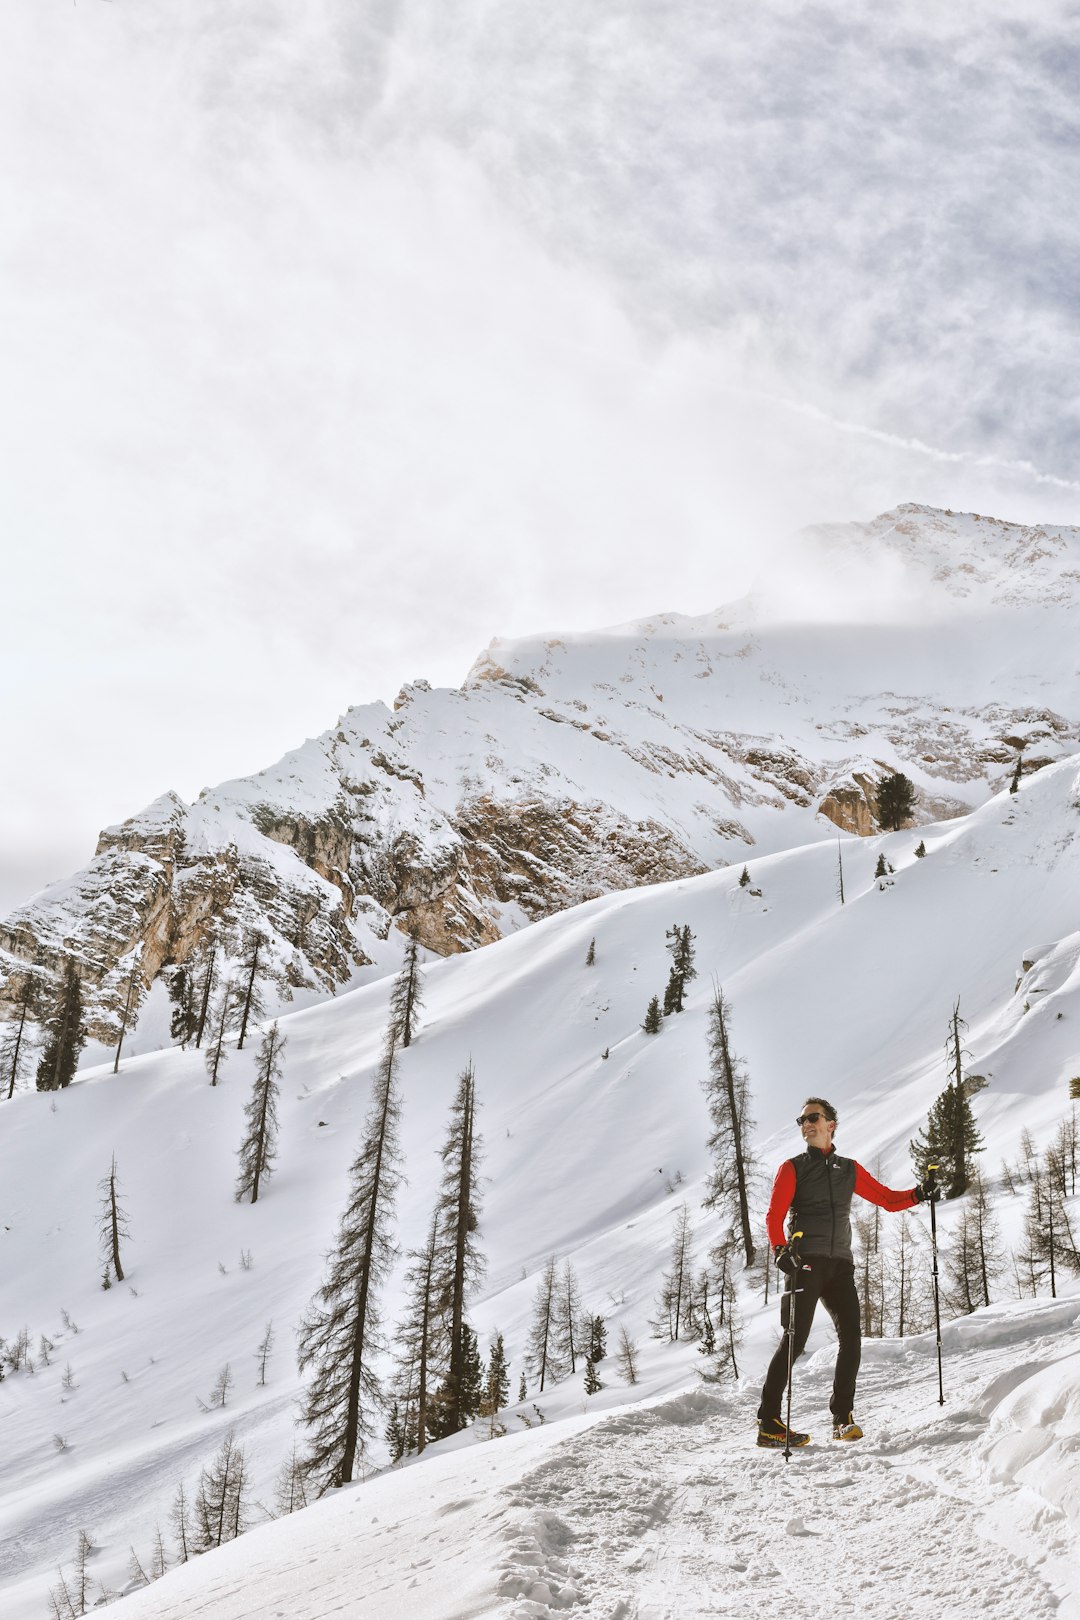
[
  {"x1": 555, "y1": 1259, "x2": 583, "y2": 1374},
  {"x1": 235, "y1": 1023, "x2": 284, "y2": 1204},
  {"x1": 390, "y1": 1208, "x2": 443, "y2": 1455},
  {"x1": 583, "y1": 1358, "x2": 603, "y2": 1394},
  {"x1": 585, "y1": 937, "x2": 596, "y2": 967},
  {"x1": 192, "y1": 1432, "x2": 248, "y2": 1549},
  {"x1": 615, "y1": 1325, "x2": 639, "y2": 1385},
  {"x1": 112, "y1": 956, "x2": 143, "y2": 1073},
  {"x1": 702, "y1": 987, "x2": 757, "y2": 1267},
  {"x1": 98, "y1": 1154, "x2": 129, "y2": 1285},
  {"x1": 738, "y1": 866, "x2": 750, "y2": 888},
  {"x1": 915, "y1": 840, "x2": 927, "y2": 857},
  {"x1": 642, "y1": 995, "x2": 662, "y2": 1034},
  {"x1": 205, "y1": 980, "x2": 234, "y2": 1087},
  {"x1": 194, "y1": 942, "x2": 219, "y2": 1050},
  {"x1": 484, "y1": 1332, "x2": 510, "y2": 1414},
  {"x1": 877, "y1": 771, "x2": 916, "y2": 830},
  {"x1": 874, "y1": 852, "x2": 888, "y2": 878},
  {"x1": 297, "y1": 1024, "x2": 403, "y2": 1490},
  {"x1": 36, "y1": 960, "x2": 85, "y2": 1092},
  {"x1": 663, "y1": 924, "x2": 697, "y2": 1013},
  {"x1": 236, "y1": 933, "x2": 266, "y2": 1052},
  {"x1": 586, "y1": 1314, "x2": 607, "y2": 1364},
  {"x1": 167, "y1": 964, "x2": 198, "y2": 1048},
  {"x1": 525, "y1": 1255, "x2": 563, "y2": 1391},
  {"x1": 910, "y1": 1002, "x2": 983, "y2": 1197},
  {"x1": 427, "y1": 1062, "x2": 484, "y2": 1439},
  {"x1": 655, "y1": 1203, "x2": 694, "y2": 1341},
  {"x1": 389, "y1": 930, "x2": 425, "y2": 1048},
  {"x1": 3, "y1": 968, "x2": 43, "y2": 1100}
]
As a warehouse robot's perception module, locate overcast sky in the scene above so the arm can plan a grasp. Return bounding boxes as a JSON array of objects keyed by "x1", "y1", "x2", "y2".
[{"x1": 2, "y1": 1, "x2": 1079, "y2": 916}]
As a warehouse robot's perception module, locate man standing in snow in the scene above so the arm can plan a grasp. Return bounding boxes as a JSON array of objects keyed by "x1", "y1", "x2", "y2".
[{"x1": 756, "y1": 1096, "x2": 932, "y2": 1449}]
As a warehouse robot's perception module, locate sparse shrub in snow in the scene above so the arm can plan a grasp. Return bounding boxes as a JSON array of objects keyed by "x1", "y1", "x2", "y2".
[
  {"x1": 585, "y1": 936, "x2": 596, "y2": 966},
  {"x1": 239, "y1": 1249, "x2": 254, "y2": 1270},
  {"x1": 61, "y1": 1363, "x2": 76, "y2": 1392},
  {"x1": 52, "y1": 1432, "x2": 68, "y2": 1454},
  {"x1": 59, "y1": 1309, "x2": 78, "y2": 1335}
]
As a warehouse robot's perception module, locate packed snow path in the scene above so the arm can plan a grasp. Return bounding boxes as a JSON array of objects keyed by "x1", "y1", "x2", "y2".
[
  {"x1": 498, "y1": 1312, "x2": 1079, "y2": 1620},
  {"x1": 111, "y1": 1296, "x2": 1080, "y2": 1620}
]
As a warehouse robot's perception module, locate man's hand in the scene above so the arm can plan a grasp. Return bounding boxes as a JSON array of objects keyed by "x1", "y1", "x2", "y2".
[
  {"x1": 914, "y1": 1178, "x2": 939, "y2": 1203},
  {"x1": 774, "y1": 1242, "x2": 800, "y2": 1276}
]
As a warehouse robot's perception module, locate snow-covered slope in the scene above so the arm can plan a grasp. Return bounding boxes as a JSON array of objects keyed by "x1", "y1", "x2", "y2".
[
  {"x1": 3, "y1": 505, "x2": 1079, "y2": 1048},
  {"x1": 1, "y1": 754, "x2": 1079, "y2": 1617}
]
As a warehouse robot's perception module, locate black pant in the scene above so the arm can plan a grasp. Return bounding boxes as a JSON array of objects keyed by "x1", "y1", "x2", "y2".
[{"x1": 757, "y1": 1255, "x2": 861, "y2": 1422}]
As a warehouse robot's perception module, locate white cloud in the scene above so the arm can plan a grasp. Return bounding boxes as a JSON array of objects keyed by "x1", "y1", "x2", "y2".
[{"x1": 0, "y1": 1, "x2": 1077, "y2": 913}]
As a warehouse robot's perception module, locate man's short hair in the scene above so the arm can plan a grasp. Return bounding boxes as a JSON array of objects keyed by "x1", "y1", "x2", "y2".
[{"x1": 804, "y1": 1096, "x2": 838, "y2": 1131}]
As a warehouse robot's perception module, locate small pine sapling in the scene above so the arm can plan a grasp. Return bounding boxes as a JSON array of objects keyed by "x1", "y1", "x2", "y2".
[
  {"x1": 915, "y1": 840, "x2": 927, "y2": 857},
  {"x1": 583, "y1": 1358, "x2": 603, "y2": 1395},
  {"x1": 874, "y1": 852, "x2": 888, "y2": 878},
  {"x1": 738, "y1": 866, "x2": 750, "y2": 887},
  {"x1": 642, "y1": 996, "x2": 662, "y2": 1034},
  {"x1": 585, "y1": 937, "x2": 596, "y2": 966}
]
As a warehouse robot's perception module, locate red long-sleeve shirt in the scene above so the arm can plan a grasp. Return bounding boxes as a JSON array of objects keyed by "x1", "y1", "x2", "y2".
[{"x1": 765, "y1": 1153, "x2": 917, "y2": 1249}]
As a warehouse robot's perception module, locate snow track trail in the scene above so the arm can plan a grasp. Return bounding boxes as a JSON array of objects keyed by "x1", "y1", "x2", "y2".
[{"x1": 497, "y1": 1309, "x2": 1080, "y2": 1620}]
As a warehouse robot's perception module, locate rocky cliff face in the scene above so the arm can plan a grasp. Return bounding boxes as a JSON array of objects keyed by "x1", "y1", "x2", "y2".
[{"x1": 2, "y1": 505, "x2": 1078, "y2": 1045}]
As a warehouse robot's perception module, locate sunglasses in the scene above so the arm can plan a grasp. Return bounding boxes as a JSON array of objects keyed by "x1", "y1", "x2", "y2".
[{"x1": 796, "y1": 1111, "x2": 827, "y2": 1126}]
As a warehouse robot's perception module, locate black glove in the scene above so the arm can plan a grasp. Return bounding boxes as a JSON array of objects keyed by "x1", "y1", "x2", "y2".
[
  {"x1": 774, "y1": 1242, "x2": 800, "y2": 1276},
  {"x1": 914, "y1": 1178, "x2": 939, "y2": 1203}
]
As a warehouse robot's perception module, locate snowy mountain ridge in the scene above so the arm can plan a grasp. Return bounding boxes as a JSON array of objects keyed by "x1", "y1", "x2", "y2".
[
  {"x1": 1, "y1": 751, "x2": 1079, "y2": 1617},
  {"x1": 2, "y1": 504, "x2": 1078, "y2": 1051}
]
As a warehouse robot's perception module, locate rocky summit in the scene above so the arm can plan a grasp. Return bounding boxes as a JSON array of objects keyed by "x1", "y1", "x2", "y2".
[{"x1": 2, "y1": 505, "x2": 1078, "y2": 1042}]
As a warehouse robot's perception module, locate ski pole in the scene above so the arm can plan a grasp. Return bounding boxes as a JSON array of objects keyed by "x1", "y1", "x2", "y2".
[
  {"x1": 783, "y1": 1231, "x2": 803, "y2": 1461},
  {"x1": 927, "y1": 1165, "x2": 944, "y2": 1406}
]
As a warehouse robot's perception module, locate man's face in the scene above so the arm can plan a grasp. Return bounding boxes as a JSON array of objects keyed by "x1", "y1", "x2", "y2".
[{"x1": 799, "y1": 1103, "x2": 835, "y2": 1151}]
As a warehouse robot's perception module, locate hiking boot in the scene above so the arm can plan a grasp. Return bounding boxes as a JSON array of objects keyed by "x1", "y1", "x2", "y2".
[
  {"x1": 832, "y1": 1412, "x2": 863, "y2": 1440},
  {"x1": 757, "y1": 1416, "x2": 810, "y2": 1449}
]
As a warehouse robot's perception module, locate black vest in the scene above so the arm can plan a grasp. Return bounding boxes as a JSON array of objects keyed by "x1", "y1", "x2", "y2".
[{"x1": 788, "y1": 1147, "x2": 856, "y2": 1261}]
